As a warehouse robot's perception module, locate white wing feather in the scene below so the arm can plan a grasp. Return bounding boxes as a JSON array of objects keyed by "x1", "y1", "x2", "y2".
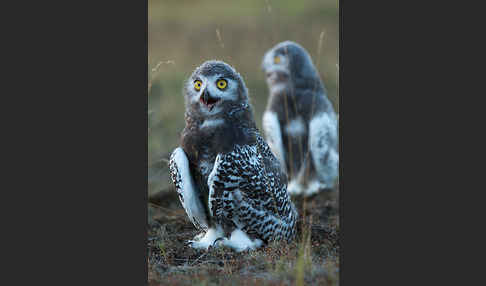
[
  {"x1": 169, "y1": 147, "x2": 209, "y2": 230},
  {"x1": 309, "y1": 112, "x2": 339, "y2": 189},
  {"x1": 262, "y1": 111, "x2": 287, "y2": 174}
]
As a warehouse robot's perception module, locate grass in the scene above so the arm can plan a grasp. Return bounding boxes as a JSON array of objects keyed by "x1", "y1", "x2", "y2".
[
  {"x1": 148, "y1": 189, "x2": 339, "y2": 285},
  {"x1": 148, "y1": 0, "x2": 339, "y2": 284}
]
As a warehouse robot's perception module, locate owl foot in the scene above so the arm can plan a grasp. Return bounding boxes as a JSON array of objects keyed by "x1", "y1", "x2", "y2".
[
  {"x1": 288, "y1": 180, "x2": 331, "y2": 197},
  {"x1": 287, "y1": 180, "x2": 304, "y2": 196},
  {"x1": 212, "y1": 237, "x2": 227, "y2": 247},
  {"x1": 217, "y1": 229, "x2": 263, "y2": 252},
  {"x1": 305, "y1": 180, "x2": 329, "y2": 196},
  {"x1": 187, "y1": 229, "x2": 262, "y2": 252},
  {"x1": 186, "y1": 227, "x2": 225, "y2": 250}
]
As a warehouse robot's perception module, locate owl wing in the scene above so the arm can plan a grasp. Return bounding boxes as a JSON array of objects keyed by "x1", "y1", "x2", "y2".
[
  {"x1": 262, "y1": 111, "x2": 287, "y2": 175},
  {"x1": 169, "y1": 147, "x2": 209, "y2": 231},
  {"x1": 207, "y1": 136, "x2": 297, "y2": 243},
  {"x1": 308, "y1": 111, "x2": 339, "y2": 188}
]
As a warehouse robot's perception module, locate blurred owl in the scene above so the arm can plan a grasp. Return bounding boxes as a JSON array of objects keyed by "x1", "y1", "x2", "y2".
[
  {"x1": 261, "y1": 41, "x2": 338, "y2": 197},
  {"x1": 169, "y1": 60, "x2": 298, "y2": 252}
]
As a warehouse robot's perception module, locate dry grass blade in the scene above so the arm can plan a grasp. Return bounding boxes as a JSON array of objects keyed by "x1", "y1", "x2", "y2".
[
  {"x1": 216, "y1": 29, "x2": 224, "y2": 49},
  {"x1": 265, "y1": 0, "x2": 272, "y2": 13},
  {"x1": 148, "y1": 60, "x2": 175, "y2": 94}
]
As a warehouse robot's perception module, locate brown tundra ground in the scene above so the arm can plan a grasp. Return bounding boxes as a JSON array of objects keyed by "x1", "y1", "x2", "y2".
[{"x1": 148, "y1": 182, "x2": 339, "y2": 286}]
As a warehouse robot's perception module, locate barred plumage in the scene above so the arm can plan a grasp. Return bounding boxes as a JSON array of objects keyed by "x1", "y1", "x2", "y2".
[
  {"x1": 168, "y1": 60, "x2": 297, "y2": 252},
  {"x1": 208, "y1": 133, "x2": 297, "y2": 243}
]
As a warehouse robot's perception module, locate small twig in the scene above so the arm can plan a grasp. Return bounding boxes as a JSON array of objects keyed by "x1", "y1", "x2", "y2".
[
  {"x1": 190, "y1": 252, "x2": 209, "y2": 266},
  {"x1": 172, "y1": 258, "x2": 222, "y2": 264}
]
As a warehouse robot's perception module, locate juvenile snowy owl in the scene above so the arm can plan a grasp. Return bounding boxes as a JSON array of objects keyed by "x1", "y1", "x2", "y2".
[
  {"x1": 261, "y1": 41, "x2": 339, "y2": 197},
  {"x1": 169, "y1": 60, "x2": 298, "y2": 252}
]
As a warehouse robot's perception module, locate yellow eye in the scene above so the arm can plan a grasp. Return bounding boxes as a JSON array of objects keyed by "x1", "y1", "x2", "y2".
[
  {"x1": 194, "y1": 80, "x2": 202, "y2": 91},
  {"x1": 216, "y1": 79, "x2": 227, "y2": 90},
  {"x1": 274, "y1": 56, "x2": 281, "y2": 64}
]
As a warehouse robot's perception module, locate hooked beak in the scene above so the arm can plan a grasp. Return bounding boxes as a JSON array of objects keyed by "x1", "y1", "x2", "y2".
[{"x1": 200, "y1": 89, "x2": 220, "y2": 111}]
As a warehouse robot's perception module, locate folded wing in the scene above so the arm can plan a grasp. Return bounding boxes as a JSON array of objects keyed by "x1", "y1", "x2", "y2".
[
  {"x1": 207, "y1": 135, "x2": 297, "y2": 243},
  {"x1": 169, "y1": 147, "x2": 209, "y2": 231}
]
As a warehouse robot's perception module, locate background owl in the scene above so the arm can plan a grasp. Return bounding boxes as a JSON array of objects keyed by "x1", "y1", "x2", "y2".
[
  {"x1": 169, "y1": 60, "x2": 298, "y2": 252},
  {"x1": 261, "y1": 41, "x2": 339, "y2": 197}
]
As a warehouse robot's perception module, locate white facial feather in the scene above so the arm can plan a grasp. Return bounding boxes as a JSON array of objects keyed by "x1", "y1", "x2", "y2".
[
  {"x1": 200, "y1": 118, "x2": 225, "y2": 129},
  {"x1": 189, "y1": 74, "x2": 239, "y2": 103},
  {"x1": 262, "y1": 50, "x2": 290, "y2": 75},
  {"x1": 186, "y1": 74, "x2": 240, "y2": 115}
]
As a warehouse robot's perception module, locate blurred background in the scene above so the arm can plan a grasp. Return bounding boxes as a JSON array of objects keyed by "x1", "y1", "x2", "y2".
[{"x1": 148, "y1": 0, "x2": 339, "y2": 197}]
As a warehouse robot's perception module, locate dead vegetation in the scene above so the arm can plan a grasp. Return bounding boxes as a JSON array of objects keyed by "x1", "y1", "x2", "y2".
[{"x1": 148, "y1": 187, "x2": 339, "y2": 285}]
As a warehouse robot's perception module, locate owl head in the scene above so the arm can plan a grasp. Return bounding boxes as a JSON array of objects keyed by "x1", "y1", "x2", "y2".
[
  {"x1": 181, "y1": 61, "x2": 257, "y2": 157},
  {"x1": 184, "y1": 60, "x2": 250, "y2": 119},
  {"x1": 261, "y1": 41, "x2": 323, "y2": 93}
]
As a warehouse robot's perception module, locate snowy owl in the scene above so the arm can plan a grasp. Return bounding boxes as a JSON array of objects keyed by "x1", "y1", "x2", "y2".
[
  {"x1": 261, "y1": 41, "x2": 339, "y2": 197},
  {"x1": 169, "y1": 60, "x2": 298, "y2": 252}
]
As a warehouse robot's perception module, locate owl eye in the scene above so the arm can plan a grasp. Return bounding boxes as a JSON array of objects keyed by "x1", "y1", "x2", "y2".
[
  {"x1": 274, "y1": 56, "x2": 281, "y2": 64},
  {"x1": 194, "y1": 80, "x2": 202, "y2": 91},
  {"x1": 216, "y1": 79, "x2": 227, "y2": 90}
]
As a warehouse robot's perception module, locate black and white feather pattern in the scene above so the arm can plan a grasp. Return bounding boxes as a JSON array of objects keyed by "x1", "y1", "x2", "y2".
[
  {"x1": 168, "y1": 60, "x2": 298, "y2": 251},
  {"x1": 208, "y1": 134, "x2": 297, "y2": 243},
  {"x1": 169, "y1": 133, "x2": 297, "y2": 244}
]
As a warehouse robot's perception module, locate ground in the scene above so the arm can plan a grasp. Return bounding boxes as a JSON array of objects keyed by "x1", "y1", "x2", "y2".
[
  {"x1": 148, "y1": 185, "x2": 339, "y2": 286},
  {"x1": 148, "y1": 1, "x2": 339, "y2": 284}
]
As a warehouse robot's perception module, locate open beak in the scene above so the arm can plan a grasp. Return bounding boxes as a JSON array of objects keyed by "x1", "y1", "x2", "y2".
[{"x1": 200, "y1": 89, "x2": 220, "y2": 111}]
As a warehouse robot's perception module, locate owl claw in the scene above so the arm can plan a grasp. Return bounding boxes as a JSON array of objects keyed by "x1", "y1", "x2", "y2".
[
  {"x1": 184, "y1": 240, "x2": 193, "y2": 247},
  {"x1": 186, "y1": 240, "x2": 210, "y2": 250},
  {"x1": 213, "y1": 237, "x2": 226, "y2": 247}
]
